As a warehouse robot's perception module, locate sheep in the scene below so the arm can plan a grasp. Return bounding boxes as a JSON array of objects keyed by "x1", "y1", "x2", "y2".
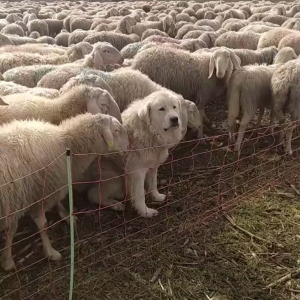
[
  {"x1": 257, "y1": 28, "x2": 295, "y2": 49},
  {"x1": 215, "y1": 31, "x2": 260, "y2": 50},
  {"x1": 117, "y1": 15, "x2": 176, "y2": 38},
  {"x1": 261, "y1": 14, "x2": 288, "y2": 26},
  {"x1": 7, "y1": 35, "x2": 38, "y2": 45},
  {"x1": 29, "y1": 31, "x2": 40, "y2": 39},
  {"x1": 68, "y1": 30, "x2": 91, "y2": 46},
  {"x1": 0, "y1": 112, "x2": 128, "y2": 271},
  {"x1": 0, "y1": 84, "x2": 121, "y2": 125},
  {"x1": 141, "y1": 29, "x2": 169, "y2": 40},
  {"x1": 0, "y1": 44, "x2": 66, "y2": 56},
  {"x1": 195, "y1": 15, "x2": 223, "y2": 31},
  {"x1": 0, "y1": 33, "x2": 13, "y2": 46},
  {"x1": 0, "y1": 42, "x2": 93, "y2": 74},
  {"x1": 37, "y1": 36, "x2": 55, "y2": 45},
  {"x1": 28, "y1": 19, "x2": 49, "y2": 36},
  {"x1": 278, "y1": 32, "x2": 300, "y2": 55},
  {"x1": 0, "y1": 81, "x2": 59, "y2": 98},
  {"x1": 37, "y1": 42, "x2": 124, "y2": 89},
  {"x1": 273, "y1": 47, "x2": 297, "y2": 64},
  {"x1": 83, "y1": 41, "x2": 124, "y2": 71},
  {"x1": 3, "y1": 65, "x2": 58, "y2": 88},
  {"x1": 70, "y1": 17, "x2": 92, "y2": 32},
  {"x1": 271, "y1": 60, "x2": 300, "y2": 155},
  {"x1": 230, "y1": 47, "x2": 279, "y2": 66},
  {"x1": 227, "y1": 64, "x2": 278, "y2": 154},
  {"x1": 1, "y1": 23, "x2": 24, "y2": 37},
  {"x1": 83, "y1": 31, "x2": 140, "y2": 51},
  {"x1": 59, "y1": 73, "x2": 114, "y2": 97},
  {"x1": 43, "y1": 19, "x2": 63, "y2": 36},
  {"x1": 132, "y1": 47, "x2": 241, "y2": 138},
  {"x1": 222, "y1": 19, "x2": 249, "y2": 31},
  {"x1": 239, "y1": 24, "x2": 275, "y2": 34},
  {"x1": 199, "y1": 28, "x2": 227, "y2": 48}
]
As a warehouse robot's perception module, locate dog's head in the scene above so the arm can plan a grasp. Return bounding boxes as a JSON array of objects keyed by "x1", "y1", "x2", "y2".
[{"x1": 138, "y1": 90, "x2": 183, "y2": 138}]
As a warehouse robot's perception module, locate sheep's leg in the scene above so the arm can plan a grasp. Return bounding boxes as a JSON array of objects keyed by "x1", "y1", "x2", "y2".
[
  {"x1": 1, "y1": 217, "x2": 18, "y2": 271},
  {"x1": 228, "y1": 115, "x2": 236, "y2": 145},
  {"x1": 30, "y1": 212, "x2": 62, "y2": 261},
  {"x1": 234, "y1": 114, "x2": 253, "y2": 154},
  {"x1": 203, "y1": 110, "x2": 210, "y2": 124},
  {"x1": 128, "y1": 169, "x2": 158, "y2": 218},
  {"x1": 145, "y1": 167, "x2": 166, "y2": 202},
  {"x1": 56, "y1": 202, "x2": 78, "y2": 226},
  {"x1": 255, "y1": 108, "x2": 264, "y2": 128},
  {"x1": 285, "y1": 124, "x2": 295, "y2": 155},
  {"x1": 87, "y1": 187, "x2": 124, "y2": 211},
  {"x1": 197, "y1": 108, "x2": 205, "y2": 141}
]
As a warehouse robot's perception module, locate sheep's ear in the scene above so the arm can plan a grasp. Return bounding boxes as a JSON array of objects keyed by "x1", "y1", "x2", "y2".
[
  {"x1": 125, "y1": 19, "x2": 132, "y2": 34},
  {"x1": 208, "y1": 55, "x2": 215, "y2": 79},
  {"x1": 0, "y1": 97, "x2": 8, "y2": 105},
  {"x1": 138, "y1": 102, "x2": 151, "y2": 124},
  {"x1": 106, "y1": 92, "x2": 122, "y2": 123},
  {"x1": 102, "y1": 118, "x2": 114, "y2": 148},
  {"x1": 162, "y1": 17, "x2": 169, "y2": 32},
  {"x1": 92, "y1": 49, "x2": 104, "y2": 70},
  {"x1": 229, "y1": 51, "x2": 241, "y2": 70},
  {"x1": 87, "y1": 98, "x2": 103, "y2": 114}
]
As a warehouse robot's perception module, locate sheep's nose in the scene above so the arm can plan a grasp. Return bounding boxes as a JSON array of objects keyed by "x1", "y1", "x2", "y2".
[{"x1": 170, "y1": 116, "x2": 179, "y2": 126}]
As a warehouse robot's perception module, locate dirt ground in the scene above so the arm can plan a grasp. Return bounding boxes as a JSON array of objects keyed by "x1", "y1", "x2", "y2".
[{"x1": 1, "y1": 98, "x2": 300, "y2": 300}]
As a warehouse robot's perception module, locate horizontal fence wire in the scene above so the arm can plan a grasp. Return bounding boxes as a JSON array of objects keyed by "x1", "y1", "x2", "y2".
[{"x1": 0, "y1": 120, "x2": 300, "y2": 300}]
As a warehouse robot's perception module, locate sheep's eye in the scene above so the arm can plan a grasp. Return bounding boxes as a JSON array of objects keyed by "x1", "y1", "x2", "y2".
[
  {"x1": 173, "y1": 106, "x2": 176, "y2": 109},
  {"x1": 159, "y1": 107, "x2": 165, "y2": 111}
]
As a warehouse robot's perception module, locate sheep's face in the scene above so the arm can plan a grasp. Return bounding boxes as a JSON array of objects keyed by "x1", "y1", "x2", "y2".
[
  {"x1": 91, "y1": 42, "x2": 124, "y2": 69},
  {"x1": 110, "y1": 119, "x2": 129, "y2": 154},
  {"x1": 184, "y1": 100, "x2": 201, "y2": 133},
  {"x1": 208, "y1": 48, "x2": 241, "y2": 79}
]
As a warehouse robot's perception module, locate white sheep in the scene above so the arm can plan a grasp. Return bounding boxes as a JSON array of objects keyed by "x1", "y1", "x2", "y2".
[
  {"x1": 0, "y1": 113, "x2": 128, "y2": 271},
  {"x1": 257, "y1": 28, "x2": 295, "y2": 49},
  {"x1": 0, "y1": 81, "x2": 59, "y2": 98},
  {"x1": 0, "y1": 85, "x2": 122, "y2": 124},
  {"x1": 227, "y1": 64, "x2": 278, "y2": 154},
  {"x1": 215, "y1": 31, "x2": 261, "y2": 50},
  {"x1": 273, "y1": 47, "x2": 297, "y2": 64},
  {"x1": 132, "y1": 46, "x2": 241, "y2": 138}
]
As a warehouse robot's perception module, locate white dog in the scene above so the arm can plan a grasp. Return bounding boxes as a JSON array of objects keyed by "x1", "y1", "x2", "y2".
[{"x1": 122, "y1": 90, "x2": 184, "y2": 218}]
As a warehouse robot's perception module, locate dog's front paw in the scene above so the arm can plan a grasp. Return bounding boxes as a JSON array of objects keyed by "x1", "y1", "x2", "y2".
[
  {"x1": 140, "y1": 207, "x2": 158, "y2": 218},
  {"x1": 152, "y1": 193, "x2": 166, "y2": 203}
]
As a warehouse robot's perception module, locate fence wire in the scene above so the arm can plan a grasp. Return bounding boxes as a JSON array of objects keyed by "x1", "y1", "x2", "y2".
[{"x1": 1, "y1": 121, "x2": 300, "y2": 300}]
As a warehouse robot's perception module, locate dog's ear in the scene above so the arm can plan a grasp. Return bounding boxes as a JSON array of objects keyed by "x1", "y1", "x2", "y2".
[{"x1": 138, "y1": 102, "x2": 151, "y2": 124}]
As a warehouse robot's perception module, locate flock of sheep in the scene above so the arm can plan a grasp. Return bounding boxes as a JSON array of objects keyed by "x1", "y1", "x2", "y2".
[{"x1": 0, "y1": 0, "x2": 299, "y2": 275}]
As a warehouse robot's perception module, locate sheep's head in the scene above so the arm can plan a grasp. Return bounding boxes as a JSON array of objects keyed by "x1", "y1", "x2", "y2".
[
  {"x1": 123, "y1": 16, "x2": 137, "y2": 34},
  {"x1": 98, "y1": 115, "x2": 129, "y2": 154},
  {"x1": 0, "y1": 33, "x2": 13, "y2": 47},
  {"x1": 88, "y1": 42, "x2": 124, "y2": 70},
  {"x1": 183, "y1": 99, "x2": 201, "y2": 134},
  {"x1": 162, "y1": 15, "x2": 176, "y2": 37},
  {"x1": 208, "y1": 47, "x2": 241, "y2": 80},
  {"x1": 67, "y1": 42, "x2": 93, "y2": 61}
]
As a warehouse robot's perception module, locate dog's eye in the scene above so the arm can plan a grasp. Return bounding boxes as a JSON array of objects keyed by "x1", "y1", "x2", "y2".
[
  {"x1": 159, "y1": 107, "x2": 165, "y2": 111},
  {"x1": 173, "y1": 106, "x2": 176, "y2": 109}
]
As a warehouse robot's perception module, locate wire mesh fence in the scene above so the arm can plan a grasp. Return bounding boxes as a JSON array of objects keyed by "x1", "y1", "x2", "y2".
[{"x1": 1, "y1": 122, "x2": 300, "y2": 300}]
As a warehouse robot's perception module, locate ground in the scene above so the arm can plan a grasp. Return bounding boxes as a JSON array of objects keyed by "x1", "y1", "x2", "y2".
[{"x1": 1, "y1": 97, "x2": 300, "y2": 300}]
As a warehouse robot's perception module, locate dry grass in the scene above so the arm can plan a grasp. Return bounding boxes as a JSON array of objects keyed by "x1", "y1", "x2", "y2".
[{"x1": 1, "y1": 96, "x2": 300, "y2": 300}]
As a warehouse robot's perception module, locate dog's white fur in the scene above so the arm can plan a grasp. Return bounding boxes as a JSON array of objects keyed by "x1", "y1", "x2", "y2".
[{"x1": 122, "y1": 90, "x2": 184, "y2": 217}]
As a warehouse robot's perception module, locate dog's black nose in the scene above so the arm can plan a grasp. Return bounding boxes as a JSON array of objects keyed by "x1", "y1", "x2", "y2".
[{"x1": 170, "y1": 116, "x2": 179, "y2": 125}]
